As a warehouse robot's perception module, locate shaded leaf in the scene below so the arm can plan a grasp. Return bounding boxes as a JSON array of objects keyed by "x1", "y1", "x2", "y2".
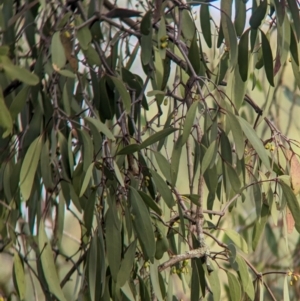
[
  {"x1": 238, "y1": 29, "x2": 250, "y2": 82},
  {"x1": 181, "y1": 9, "x2": 196, "y2": 40},
  {"x1": 260, "y1": 30, "x2": 274, "y2": 87},
  {"x1": 0, "y1": 87, "x2": 13, "y2": 137},
  {"x1": 249, "y1": 0, "x2": 267, "y2": 29},
  {"x1": 130, "y1": 187, "x2": 156, "y2": 262},
  {"x1": 150, "y1": 169, "x2": 175, "y2": 208},
  {"x1": 182, "y1": 101, "x2": 198, "y2": 146},
  {"x1": 85, "y1": 117, "x2": 115, "y2": 140},
  {"x1": 200, "y1": 4, "x2": 212, "y2": 48},
  {"x1": 138, "y1": 190, "x2": 162, "y2": 216}
]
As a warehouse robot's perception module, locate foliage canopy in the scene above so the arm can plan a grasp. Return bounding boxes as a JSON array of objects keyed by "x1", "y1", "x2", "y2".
[{"x1": 1, "y1": 0, "x2": 300, "y2": 300}]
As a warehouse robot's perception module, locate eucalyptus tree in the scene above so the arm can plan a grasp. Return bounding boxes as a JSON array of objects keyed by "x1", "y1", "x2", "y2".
[{"x1": 0, "y1": 0, "x2": 300, "y2": 300}]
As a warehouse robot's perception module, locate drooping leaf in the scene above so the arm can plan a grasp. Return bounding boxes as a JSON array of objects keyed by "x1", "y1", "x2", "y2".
[
  {"x1": 249, "y1": 0, "x2": 267, "y2": 29},
  {"x1": 138, "y1": 190, "x2": 162, "y2": 216},
  {"x1": 75, "y1": 15, "x2": 92, "y2": 50},
  {"x1": 182, "y1": 101, "x2": 198, "y2": 146},
  {"x1": 130, "y1": 187, "x2": 156, "y2": 262},
  {"x1": 85, "y1": 117, "x2": 115, "y2": 140},
  {"x1": 38, "y1": 220, "x2": 67, "y2": 301},
  {"x1": 260, "y1": 30, "x2": 274, "y2": 87},
  {"x1": 280, "y1": 180, "x2": 300, "y2": 233},
  {"x1": 20, "y1": 136, "x2": 43, "y2": 200},
  {"x1": 13, "y1": 252, "x2": 25, "y2": 300},
  {"x1": 238, "y1": 117, "x2": 271, "y2": 170},
  {"x1": 0, "y1": 87, "x2": 13, "y2": 137},
  {"x1": 200, "y1": 4, "x2": 212, "y2": 48},
  {"x1": 224, "y1": 229, "x2": 248, "y2": 253},
  {"x1": 181, "y1": 9, "x2": 196, "y2": 40},
  {"x1": 51, "y1": 31, "x2": 66, "y2": 69},
  {"x1": 238, "y1": 29, "x2": 250, "y2": 82},
  {"x1": 227, "y1": 271, "x2": 241, "y2": 301},
  {"x1": 150, "y1": 169, "x2": 174, "y2": 208},
  {"x1": 287, "y1": 0, "x2": 300, "y2": 41}
]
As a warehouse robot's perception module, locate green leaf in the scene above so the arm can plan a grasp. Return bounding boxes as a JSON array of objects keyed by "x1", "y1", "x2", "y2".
[
  {"x1": 188, "y1": 34, "x2": 200, "y2": 75},
  {"x1": 141, "y1": 10, "x2": 152, "y2": 35},
  {"x1": 106, "y1": 204, "x2": 121, "y2": 282},
  {"x1": 140, "y1": 127, "x2": 176, "y2": 150},
  {"x1": 0, "y1": 88, "x2": 13, "y2": 137},
  {"x1": 113, "y1": 160, "x2": 125, "y2": 187},
  {"x1": 201, "y1": 140, "x2": 217, "y2": 174},
  {"x1": 57, "y1": 69, "x2": 75, "y2": 78},
  {"x1": 235, "y1": 255, "x2": 255, "y2": 300},
  {"x1": 138, "y1": 190, "x2": 162, "y2": 216},
  {"x1": 117, "y1": 240, "x2": 137, "y2": 287},
  {"x1": 204, "y1": 262, "x2": 221, "y2": 300},
  {"x1": 0, "y1": 56, "x2": 39, "y2": 86},
  {"x1": 117, "y1": 144, "x2": 140, "y2": 155},
  {"x1": 38, "y1": 220, "x2": 67, "y2": 301},
  {"x1": 200, "y1": 4, "x2": 212, "y2": 48},
  {"x1": 51, "y1": 31, "x2": 66, "y2": 69},
  {"x1": 150, "y1": 169, "x2": 174, "y2": 208},
  {"x1": 182, "y1": 101, "x2": 198, "y2": 145},
  {"x1": 227, "y1": 271, "x2": 241, "y2": 301},
  {"x1": 170, "y1": 136, "x2": 183, "y2": 186},
  {"x1": 226, "y1": 111, "x2": 244, "y2": 160},
  {"x1": 109, "y1": 76, "x2": 131, "y2": 114},
  {"x1": 283, "y1": 275, "x2": 291, "y2": 301},
  {"x1": 75, "y1": 15, "x2": 92, "y2": 50},
  {"x1": 149, "y1": 263, "x2": 163, "y2": 301},
  {"x1": 141, "y1": 33, "x2": 152, "y2": 65},
  {"x1": 79, "y1": 162, "x2": 94, "y2": 197},
  {"x1": 280, "y1": 180, "x2": 300, "y2": 233},
  {"x1": 83, "y1": 45, "x2": 101, "y2": 66},
  {"x1": 238, "y1": 117, "x2": 271, "y2": 170},
  {"x1": 130, "y1": 187, "x2": 156, "y2": 262},
  {"x1": 181, "y1": 9, "x2": 196, "y2": 40},
  {"x1": 221, "y1": 0, "x2": 238, "y2": 70},
  {"x1": 153, "y1": 151, "x2": 171, "y2": 183},
  {"x1": 252, "y1": 203, "x2": 269, "y2": 250},
  {"x1": 238, "y1": 29, "x2": 250, "y2": 82},
  {"x1": 20, "y1": 136, "x2": 43, "y2": 200},
  {"x1": 224, "y1": 229, "x2": 248, "y2": 253},
  {"x1": 13, "y1": 252, "x2": 25, "y2": 300},
  {"x1": 290, "y1": 28, "x2": 299, "y2": 66},
  {"x1": 85, "y1": 117, "x2": 115, "y2": 140},
  {"x1": 40, "y1": 139, "x2": 54, "y2": 191},
  {"x1": 287, "y1": 0, "x2": 300, "y2": 41},
  {"x1": 260, "y1": 30, "x2": 274, "y2": 87},
  {"x1": 249, "y1": 0, "x2": 267, "y2": 29},
  {"x1": 225, "y1": 162, "x2": 241, "y2": 193},
  {"x1": 234, "y1": 0, "x2": 246, "y2": 37},
  {"x1": 9, "y1": 85, "x2": 31, "y2": 121}
]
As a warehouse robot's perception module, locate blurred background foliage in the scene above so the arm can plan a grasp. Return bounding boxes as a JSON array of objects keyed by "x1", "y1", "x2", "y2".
[{"x1": 0, "y1": 0, "x2": 300, "y2": 300}]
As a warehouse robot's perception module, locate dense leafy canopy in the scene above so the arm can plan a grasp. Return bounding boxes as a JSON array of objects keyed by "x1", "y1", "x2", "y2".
[{"x1": 1, "y1": 0, "x2": 300, "y2": 300}]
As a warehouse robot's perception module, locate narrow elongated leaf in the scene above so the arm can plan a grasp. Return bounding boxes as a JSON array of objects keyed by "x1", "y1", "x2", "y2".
[
  {"x1": 79, "y1": 162, "x2": 94, "y2": 197},
  {"x1": 109, "y1": 76, "x2": 131, "y2": 114},
  {"x1": 280, "y1": 180, "x2": 300, "y2": 233},
  {"x1": 181, "y1": 9, "x2": 196, "y2": 40},
  {"x1": 224, "y1": 229, "x2": 248, "y2": 253},
  {"x1": 227, "y1": 271, "x2": 241, "y2": 301},
  {"x1": 287, "y1": 0, "x2": 300, "y2": 41},
  {"x1": 252, "y1": 203, "x2": 269, "y2": 250},
  {"x1": 140, "y1": 127, "x2": 176, "y2": 150},
  {"x1": 117, "y1": 240, "x2": 137, "y2": 287},
  {"x1": 234, "y1": 0, "x2": 246, "y2": 36},
  {"x1": 170, "y1": 136, "x2": 183, "y2": 186},
  {"x1": 117, "y1": 144, "x2": 140, "y2": 155},
  {"x1": 38, "y1": 220, "x2": 67, "y2": 301},
  {"x1": 130, "y1": 187, "x2": 155, "y2": 262},
  {"x1": 13, "y1": 252, "x2": 25, "y2": 300},
  {"x1": 150, "y1": 169, "x2": 174, "y2": 208},
  {"x1": 238, "y1": 29, "x2": 250, "y2": 82},
  {"x1": 113, "y1": 160, "x2": 125, "y2": 187},
  {"x1": 51, "y1": 31, "x2": 66, "y2": 69},
  {"x1": 75, "y1": 15, "x2": 92, "y2": 50},
  {"x1": 153, "y1": 151, "x2": 171, "y2": 183},
  {"x1": 0, "y1": 88, "x2": 13, "y2": 137},
  {"x1": 226, "y1": 111, "x2": 244, "y2": 160},
  {"x1": 238, "y1": 117, "x2": 270, "y2": 170},
  {"x1": 200, "y1": 4, "x2": 212, "y2": 48},
  {"x1": 225, "y1": 163, "x2": 241, "y2": 193},
  {"x1": 9, "y1": 85, "x2": 30, "y2": 120},
  {"x1": 260, "y1": 30, "x2": 274, "y2": 87},
  {"x1": 249, "y1": 0, "x2": 267, "y2": 29},
  {"x1": 202, "y1": 140, "x2": 217, "y2": 174},
  {"x1": 188, "y1": 34, "x2": 200, "y2": 75},
  {"x1": 106, "y1": 205, "x2": 121, "y2": 282},
  {"x1": 235, "y1": 255, "x2": 255, "y2": 300},
  {"x1": 20, "y1": 136, "x2": 42, "y2": 200},
  {"x1": 85, "y1": 117, "x2": 115, "y2": 140},
  {"x1": 182, "y1": 101, "x2": 198, "y2": 146},
  {"x1": 138, "y1": 190, "x2": 162, "y2": 216}
]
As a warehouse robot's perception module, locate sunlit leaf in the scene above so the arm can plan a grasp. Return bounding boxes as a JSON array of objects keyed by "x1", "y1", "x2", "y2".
[
  {"x1": 224, "y1": 229, "x2": 248, "y2": 253},
  {"x1": 227, "y1": 271, "x2": 241, "y2": 301}
]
